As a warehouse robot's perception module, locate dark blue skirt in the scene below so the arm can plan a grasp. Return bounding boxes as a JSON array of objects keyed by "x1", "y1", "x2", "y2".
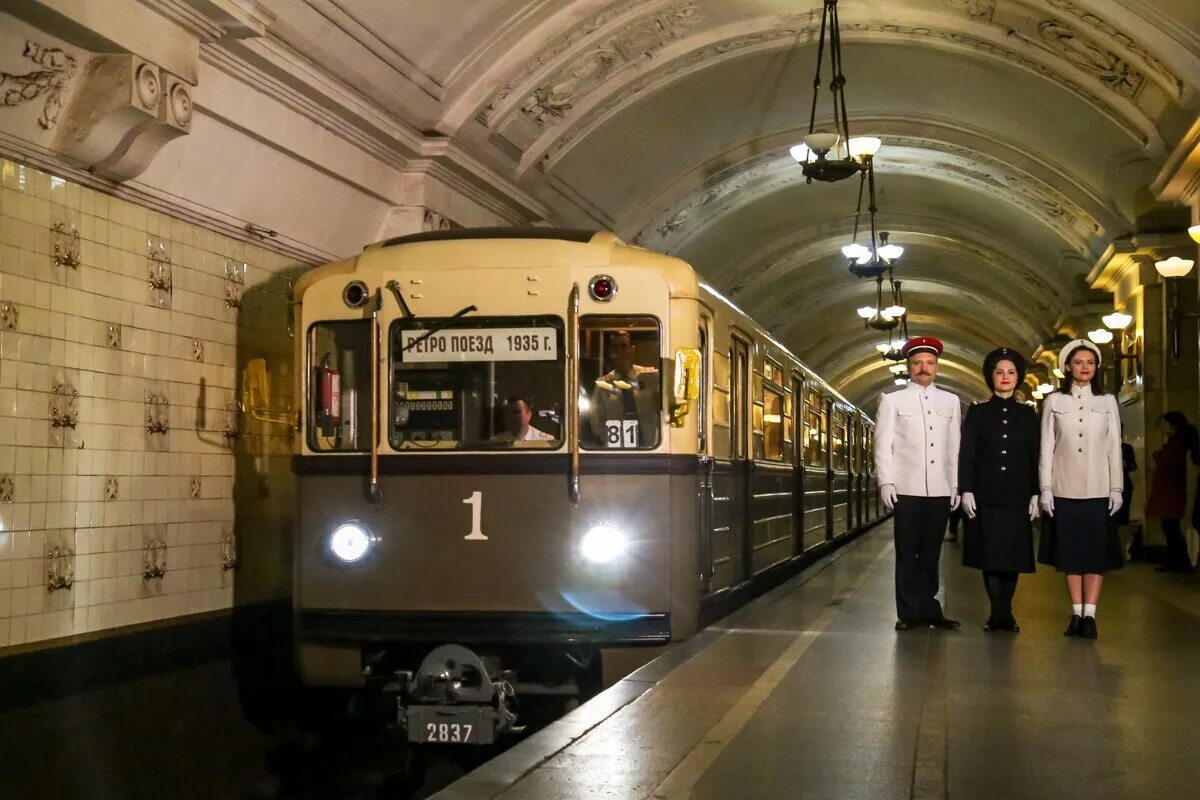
[{"x1": 1037, "y1": 497, "x2": 1124, "y2": 573}]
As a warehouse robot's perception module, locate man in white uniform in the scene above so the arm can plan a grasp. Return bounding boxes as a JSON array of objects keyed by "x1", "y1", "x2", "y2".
[
  {"x1": 875, "y1": 337, "x2": 962, "y2": 630},
  {"x1": 490, "y1": 396, "x2": 555, "y2": 444}
]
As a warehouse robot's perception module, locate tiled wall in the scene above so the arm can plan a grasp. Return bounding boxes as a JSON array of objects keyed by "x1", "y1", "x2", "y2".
[{"x1": 0, "y1": 159, "x2": 302, "y2": 649}]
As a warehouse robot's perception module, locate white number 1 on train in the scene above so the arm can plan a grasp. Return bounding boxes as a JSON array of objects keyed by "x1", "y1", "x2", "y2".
[{"x1": 463, "y1": 491, "x2": 487, "y2": 540}]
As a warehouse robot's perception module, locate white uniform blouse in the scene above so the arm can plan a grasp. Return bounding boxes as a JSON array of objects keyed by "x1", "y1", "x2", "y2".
[
  {"x1": 1038, "y1": 384, "x2": 1122, "y2": 499},
  {"x1": 874, "y1": 382, "x2": 961, "y2": 498}
]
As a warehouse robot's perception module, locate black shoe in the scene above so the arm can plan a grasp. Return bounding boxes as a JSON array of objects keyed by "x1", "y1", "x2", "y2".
[
  {"x1": 895, "y1": 619, "x2": 926, "y2": 631},
  {"x1": 929, "y1": 616, "x2": 961, "y2": 630},
  {"x1": 1006, "y1": 619, "x2": 1020, "y2": 633},
  {"x1": 1064, "y1": 614, "x2": 1082, "y2": 637},
  {"x1": 984, "y1": 619, "x2": 998, "y2": 632},
  {"x1": 1080, "y1": 616, "x2": 1098, "y2": 639}
]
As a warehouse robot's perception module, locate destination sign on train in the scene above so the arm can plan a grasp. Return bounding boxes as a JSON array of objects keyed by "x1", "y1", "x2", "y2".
[{"x1": 399, "y1": 327, "x2": 559, "y2": 362}]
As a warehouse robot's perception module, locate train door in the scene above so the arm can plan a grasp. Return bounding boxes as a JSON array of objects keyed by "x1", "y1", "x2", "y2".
[
  {"x1": 792, "y1": 376, "x2": 806, "y2": 553},
  {"x1": 730, "y1": 335, "x2": 751, "y2": 582},
  {"x1": 800, "y1": 384, "x2": 828, "y2": 550},
  {"x1": 697, "y1": 319, "x2": 715, "y2": 595}
]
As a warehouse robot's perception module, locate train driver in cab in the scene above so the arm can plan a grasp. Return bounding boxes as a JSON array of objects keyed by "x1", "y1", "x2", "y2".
[
  {"x1": 490, "y1": 396, "x2": 554, "y2": 444},
  {"x1": 589, "y1": 330, "x2": 659, "y2": 448}
]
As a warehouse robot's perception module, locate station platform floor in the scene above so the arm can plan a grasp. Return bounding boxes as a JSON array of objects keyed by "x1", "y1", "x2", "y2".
[{"x1": 434, "y1": 522, "x2": 1200, "y2": 800}]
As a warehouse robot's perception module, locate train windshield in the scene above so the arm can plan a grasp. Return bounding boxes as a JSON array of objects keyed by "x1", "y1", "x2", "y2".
[
  {"x1": 389, "y1": 316, "x2": 565, "y2": 450},
  {"x1": 580, "y1": 316, "x2": 662, "y2": 450}
]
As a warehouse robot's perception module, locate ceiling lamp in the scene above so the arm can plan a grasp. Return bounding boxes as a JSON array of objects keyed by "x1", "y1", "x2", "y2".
[
  {"x1": 1155, "y1": 256, "x2": 1195, "y2": 278},
  {"x1": 1102, "y1": 311, "x2": 1133, "y2": 330},
  {"x1": 882, "y1": 304, "x2": 907, "y2": 319},
  {"x1": 857, "y1": 305, "x2": 877, "y2": 320},
  {"x1": 795, "y1": 0, "x2": 873, "y2": 184},
  {"x1": 889, "y1": 364, "x2": 907, "y2": 375},
  {"x1": 1188, "y1": 225, "x2": 1200, "y2": 244},
  {"x1": 1031, "y1": 390, "x2": 1044, "y2": 400},
  {"x1": 1088, "y1": 328, "x2": 1114, "y2": 344},
  {"x1": 1037, "y1": 382, "x2": 1054, "y2": 394},
  {"x1": 1052, "y1": 368, "x2": 1065, "y2": 379},
  {"x1": 875, "y1": 342, "x2": 891, "y2": 353}
]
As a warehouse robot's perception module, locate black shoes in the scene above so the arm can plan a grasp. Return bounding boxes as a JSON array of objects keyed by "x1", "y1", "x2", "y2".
[
  {"x1": 929, "y1": 616, "x2": 961, "y2": 630},
  {"x1": 895, "y1": 619, "x2": 925, "y2": 631},
  {"x1": 985, "y1": 619, "x2": 1019, "y2": 633},
  {"x1": 1064, "y1": 615, "x2": 1098, "y2": 639}
]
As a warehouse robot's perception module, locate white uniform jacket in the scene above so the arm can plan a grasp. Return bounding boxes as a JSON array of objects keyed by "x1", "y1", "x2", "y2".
[
  {"x1": 874, "y1": 382, "x2": 961, "y2": 498},
  {"x1": 1039, "y1": 385, "x2": 1122, "y2": 499}
]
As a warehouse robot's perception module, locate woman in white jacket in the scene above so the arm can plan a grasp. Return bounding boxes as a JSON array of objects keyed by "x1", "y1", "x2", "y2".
[{"x1": 1038, "y1": 339, "x2": 1125, "y2": 640}]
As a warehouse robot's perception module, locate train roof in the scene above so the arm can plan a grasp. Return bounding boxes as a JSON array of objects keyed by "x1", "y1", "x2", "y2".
[{"x1": 376, "y1": 227, "x2": 599, "y2": 248}]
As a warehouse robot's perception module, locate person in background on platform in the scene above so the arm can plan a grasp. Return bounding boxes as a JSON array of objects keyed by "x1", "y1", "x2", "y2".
[
  {"x1": 875, "y1": 336, "x2": 962, "y2": 632},
  {"x1": 1147, "y1": 411, "x2": 1198, "y2": 574},
  {"x1": 1038, "y1": 340, "x2": 1124, "y2": 640},
  {"x1": 1120, "y1": 440, "x2": 1140, "y2": 560},
  {"x1": 958, "y1": 348, "x2": 1039, "y2": 632}
]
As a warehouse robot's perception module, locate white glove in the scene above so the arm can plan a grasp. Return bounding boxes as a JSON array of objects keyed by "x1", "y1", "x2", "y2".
[
  {"x1": 881, "y1": 483, "x2": 897, "y2": 511},
  {"x1": 950, "y1": 493, "x2": 960, "y2": 512},
  {"x1": 1028, "y1": 495, "x2": 1039, "y2": 521},
  {"x1": 1040, "y1": 489, "x2": 1055, "y2": 517},
  {"x1": 1108, "y1": 490, "x2": 1123, "y2": 516},
  {"x1": 961, "y1": 492, "x2": 977, "y2": 519}
]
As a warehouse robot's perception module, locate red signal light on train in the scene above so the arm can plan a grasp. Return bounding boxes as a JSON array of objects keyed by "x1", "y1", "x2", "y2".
[{"x1": 589, "y1": 275, "x2": 617, "y2": 302}]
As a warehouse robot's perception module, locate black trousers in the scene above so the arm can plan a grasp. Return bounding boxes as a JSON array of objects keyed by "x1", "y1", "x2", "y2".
[
  {"x1": 894, "y1": 495, "x2": 951, "y2": 622},
  {"x1": 1162, "y1": 518, "x2": 1191, "y2": 569}
]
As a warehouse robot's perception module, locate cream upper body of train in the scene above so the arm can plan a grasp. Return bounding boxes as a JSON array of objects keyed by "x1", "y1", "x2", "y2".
[{"x1": 288, "y1": 228, "x2": 883, "y2": 745}]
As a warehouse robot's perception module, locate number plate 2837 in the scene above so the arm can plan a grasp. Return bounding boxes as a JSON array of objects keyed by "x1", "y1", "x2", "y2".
[{"x1": 407, "y1": 706, "x2": 493, "y2": 745}]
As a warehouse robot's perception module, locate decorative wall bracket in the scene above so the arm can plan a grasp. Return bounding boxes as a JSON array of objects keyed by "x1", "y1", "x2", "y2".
[
  {"x1": 49, "y1": 381, "x2": 78, "y2": 428},
  {"x1": 47, "y1": 545, "x2": 74, "y2": 591},
  {"x1": 221, "y1": 533, "x2": 238, "y2": 572},
  {"x1": 143, "y1": 540, "x2": 167, "y2": 580},
  {"x1": 51, "y1": 221, "x2": 80, "y2": 269},
  {"x1": 223, "y1": 400, "x2": 241, "y2": 444},
  {"x1": 53, "y1": 54, "x2": 193, "y2": 182},
  {"x1": 224, "y1": 258, "x2": 246, "y2": 308},
  {"x1": 147, "y1": 239, "x2": 172, "y2": 306},
  {"x1": 0, "y1": 302, "x2": 18, "y2": 330},
  {"x1": 145, "y1": 393, "x2": 169, "y2": 434},
  {"x1": 0, "y1": 474, "x2": 12, "y2": 503}
]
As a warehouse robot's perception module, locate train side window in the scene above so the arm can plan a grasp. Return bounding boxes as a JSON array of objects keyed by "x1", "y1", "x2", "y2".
[
  {"x1": 580, "y1": 316, "x2": 662, "y2": 450},
  {"x1": 698, "y1": 324, "x2": 709, "y2": 454},
  {"x1": 802, "y1": 386, "x2": 824, "y2": 466},
  {"x1": 763, "y1": 384, "x2": 784, "y2": 461},
  {"x1": 308, "y1": 321, "x2": 372, "y2": 452}
]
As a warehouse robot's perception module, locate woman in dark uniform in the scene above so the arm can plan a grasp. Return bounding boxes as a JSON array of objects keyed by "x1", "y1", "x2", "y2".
[
  {"x1": 1038, "y1": 340, "x2": 1124, "y2": 640},
  {"x1": 959, "y1": 348, "x2": 1039, "y2": 632}
]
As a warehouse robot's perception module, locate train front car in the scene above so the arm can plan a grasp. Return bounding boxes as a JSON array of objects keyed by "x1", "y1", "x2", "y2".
[{"x1": 291, "y1": 230, "x2": 703, "y2": 746}]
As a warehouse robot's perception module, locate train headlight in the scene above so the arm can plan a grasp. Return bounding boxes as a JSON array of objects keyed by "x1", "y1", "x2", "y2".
[
  {"x1": 329, "y1": 522, "x2": 373, "y2": 563},
  {"x1": 581, "y1": 524, "x2": 626, "y2": 565}
]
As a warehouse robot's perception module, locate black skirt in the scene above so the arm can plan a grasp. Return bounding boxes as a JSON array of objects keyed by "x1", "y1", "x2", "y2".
[
  {"x1": 963, "y1": 502, "x2": 1035, "y2": 573},
  {"x1": 1037, "y1": 497, "x2": 1125, "y2": 573}
]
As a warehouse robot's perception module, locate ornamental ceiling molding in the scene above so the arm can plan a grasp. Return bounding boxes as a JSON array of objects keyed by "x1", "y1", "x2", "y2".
[
  {"x1": 523, "y1": 16, "x2": 1160, "y2": 179},
  {"x1": 1027, "y1": 0, "x2": 1185, "y2": 98},
  {"x1": 766, "y1": 276, "x2": 1051, "y2": 347},
  {"x1": 633, "y1": 143, "x2": 1100, "y2": 260},
  {"x1": 726, "y1": 217, "x2": 1069, "y2": 310},
  {"x1": 621, "y1": 114, "x2": 1123, "y2": 250},
  {"x1": 480, "y1": 0, "x2": 705, "y2": 128},
  {"x1": 0, "y1": 40, "x2": 77, "y2": 130}
]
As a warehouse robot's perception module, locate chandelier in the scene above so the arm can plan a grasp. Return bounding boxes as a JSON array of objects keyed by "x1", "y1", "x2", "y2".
[
  {"x1": 860, "y1": 279, "x2": 910, "y2": 360},
  {"x1": 790, "y1": 0, "x2": 880, "y2": 184}
]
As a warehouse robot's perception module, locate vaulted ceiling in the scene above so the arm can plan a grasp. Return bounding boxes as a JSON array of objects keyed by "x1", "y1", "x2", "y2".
[{"x1": 254, "y1": 0, "x2": 1200, "y2": 406}]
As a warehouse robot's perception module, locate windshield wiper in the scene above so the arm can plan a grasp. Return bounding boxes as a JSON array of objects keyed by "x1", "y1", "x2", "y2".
[
  {"x1": 385, "y1": 280, "x2": 413, "y2": 317},
  {"x1": 400, "y1": 305, "x2": 479, "y2": 352}
]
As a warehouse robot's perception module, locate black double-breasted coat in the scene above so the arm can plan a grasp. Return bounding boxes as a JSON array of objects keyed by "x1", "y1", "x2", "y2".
[{"x1": 958, "y1": 395, "x2": 1039, "y2": 572}]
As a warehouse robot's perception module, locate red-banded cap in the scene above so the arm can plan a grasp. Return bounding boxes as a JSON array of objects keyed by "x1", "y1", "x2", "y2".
[{"x1": 901, "y1": 336, "x2": 943, "y2": 358}]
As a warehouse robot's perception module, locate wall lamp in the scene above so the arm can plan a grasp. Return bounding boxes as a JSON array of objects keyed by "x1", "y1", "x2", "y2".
[
  {"x1": 1156, "y1": 255, "x2": 1197, "y2": 360},
  {"x1": 1101, "y1": 311, "x2": 1141, "y2": 382}
]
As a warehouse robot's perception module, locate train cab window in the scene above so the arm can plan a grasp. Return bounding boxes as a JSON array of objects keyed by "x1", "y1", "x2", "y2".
[
  {"x1": 389, "y1": 316, "x2": 564, "y2": 449},
  {"x1": 763, "y1": 386, "x2": 784, "y2": 460},
  {"x1": 308, "y1": 321, "x2": 373, "y2": 452},
  {"x1": 581, "y1": 317, "x2": 661, "y2": 449},
  {"x1": 802, "y1": 387, "x2": 825, "y2": 467}
]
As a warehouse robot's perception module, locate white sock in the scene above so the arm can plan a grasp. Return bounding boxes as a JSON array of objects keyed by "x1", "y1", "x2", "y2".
[
  {"x1": 1072, "y1": 603, "x2": 1083, "y2": 616},
  {"x1": 1084, "y1": 604, "x2": 1096, "y2": 619}
]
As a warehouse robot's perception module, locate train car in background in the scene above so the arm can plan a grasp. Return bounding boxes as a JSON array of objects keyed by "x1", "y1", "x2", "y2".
[{"x1": 285, "y1": 229, "x2": 886, "y2": 748}]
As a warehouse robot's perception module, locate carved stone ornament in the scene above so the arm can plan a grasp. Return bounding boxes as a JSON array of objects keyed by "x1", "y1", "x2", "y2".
[
  {"x1": 943, "y1": 0, "x2": 995, "y2": 19},
  {"x1": 0, "y1": 301, "x2": 18, "y2": 330},
  {"x1": 422, "y1": 209, "x2": 456, "y2": 232},
  {"x1": 1036, "y1": 19, "x2": 1144, "y2": 98},
  {"x1": 0, "y1": 41, "x2": 77, "y2": 129},
  {"x1": 53, "y1": 53, "x2": 193, "y2": 182}
]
